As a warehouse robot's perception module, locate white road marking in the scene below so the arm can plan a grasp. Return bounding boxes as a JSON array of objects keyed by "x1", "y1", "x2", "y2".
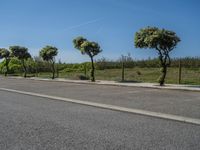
[
  {"x1": 0, "y1": 87, "x2": 200, "y2": 126},
  {"x1": 127, "y1": 91, "x2": 140, "y2": 94}
]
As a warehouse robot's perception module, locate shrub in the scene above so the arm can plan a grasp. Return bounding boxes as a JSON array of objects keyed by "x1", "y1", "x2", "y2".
[{"x1": 77, "y1": 75, "x2": 89, "y2": 80}]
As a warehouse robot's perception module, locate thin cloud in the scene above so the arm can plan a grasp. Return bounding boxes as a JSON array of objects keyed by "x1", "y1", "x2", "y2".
[
  {"x1": 96, "y1": 24, "x2": 104, "y2": 34},
  {"x1": 63, "y1": 18, "x2": 103, "y2": 31}
]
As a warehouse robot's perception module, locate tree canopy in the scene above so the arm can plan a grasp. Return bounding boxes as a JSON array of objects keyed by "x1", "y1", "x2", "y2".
[
  {"x1": 9, "y1": 46, "x2": 31, "y2": 60},
  {"x1": 0, "y1": 48, "x2": 10, "y2": 59},
  {"x1": 73, "y1": 36, "x2": 102, "y2": 57},
  {"x1": 135, "y1": 27, "x2": 180, "y2": 53},
  {"x1": 80, "y1": 41, "x2": 102, "y2": 57},
  {"x1": 73, "y1": 36, "x2": 87, "y2": 50},
  {"x1": 40, "y1": 45, "x2": 58, "y2": 62}
]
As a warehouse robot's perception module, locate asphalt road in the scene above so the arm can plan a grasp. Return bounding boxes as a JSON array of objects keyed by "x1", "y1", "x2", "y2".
[
  {"x1": 0, "y1": 90, "x2": 200, "y2": 150},
  {"x1": 0, "y1": 77, "x2": 200, "y2": 119}
]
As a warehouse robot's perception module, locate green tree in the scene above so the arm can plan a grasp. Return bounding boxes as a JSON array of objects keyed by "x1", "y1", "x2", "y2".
[
  {"x1": 8, "y1": 58, "x2": 22, "y2": 74},
  {"x1": 39, "y1": 45, "x2": 58, "y2": 79},
  {"x1": 9, "y1": 46, "x2": 31, "y2": 78},
  {"x1": 0, "y1": 48, "x2": 10, "y2": 76},
  {"x1": 73, "y1": 36, "x2": 102, "y2": 82},
  {"x1": 135, "y1": 27, "x2": 180, "y2": 86}
]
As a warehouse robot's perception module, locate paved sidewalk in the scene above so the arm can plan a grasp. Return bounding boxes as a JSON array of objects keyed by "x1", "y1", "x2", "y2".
[{"x1": 9, "y1": 76, "x2": 200, "y2": 92}]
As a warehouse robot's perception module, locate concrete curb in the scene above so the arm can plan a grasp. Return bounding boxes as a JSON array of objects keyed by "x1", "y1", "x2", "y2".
[{"x1": 6, "y1": 76, "x2": 200, "y2": 92}]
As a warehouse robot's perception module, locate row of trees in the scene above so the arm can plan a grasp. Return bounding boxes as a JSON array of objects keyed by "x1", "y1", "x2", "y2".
[
  {"x1": 0, "y1": 37, "x2": 102, "y2": 81},
  {"x1": 0, "y1": 26, "x2": 181, "y2": 86},
  {"x1": 0, "y1": 46, "x2": 57, "y2": 79}
]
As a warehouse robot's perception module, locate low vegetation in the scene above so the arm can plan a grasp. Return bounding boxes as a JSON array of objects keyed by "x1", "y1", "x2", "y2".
[
  {"x1": 0, "y1": 56, "x2": 199, "y2": 85},
  {"x1": 0, "y1": 48, "x2": 10, "y2": 76}
]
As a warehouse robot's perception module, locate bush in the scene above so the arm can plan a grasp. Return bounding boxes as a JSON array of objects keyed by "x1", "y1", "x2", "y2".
[
  {"x1": 77, "y1": 75, "x2": 89, "y2": 80},
  {"x1": 136, "y1": 70, "x2": 142, "y2": 75},
  {"x1": 60, "y1": 68, "x2": 79, "y2": 73},
  {"x1": 9, "y1": 64, "x2": 22, "y2": 73}
]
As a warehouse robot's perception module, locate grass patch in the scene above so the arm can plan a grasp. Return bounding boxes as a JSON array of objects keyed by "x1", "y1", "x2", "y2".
[{"x1": 4, "y1": 67, "x2": 200, "y2": 85}]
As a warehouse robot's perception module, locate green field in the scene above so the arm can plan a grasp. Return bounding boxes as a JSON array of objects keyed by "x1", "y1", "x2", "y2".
[{"x1": 31, "y1": 67, "x2": 200, "y2": 85}]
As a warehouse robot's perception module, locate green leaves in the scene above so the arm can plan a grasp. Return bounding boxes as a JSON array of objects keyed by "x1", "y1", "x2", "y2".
[
  {"x1": 9, "y1": 46, "x2": 31, "y2": 60},
  {"x1": 135, "y1": 27, "x2": 159, "y2": 49},
  {"x1": 80, "y1": 41, "x2": 102, "y2": 57},
  {"x1": 0, "y1": 48, "x2": 10, "y2": 59},
  {"x1": 73, "y1": 36, "x2": 87, "y2": 50},
  {"x1": 73, "y1": 36, "x2": 102, "y2": 57},
  {"x1": 39, "y1": 45, "x2": 58, "y2": 61},
  {"x1": 135, "y1": 27, "x2": 180, "y2": 52}
]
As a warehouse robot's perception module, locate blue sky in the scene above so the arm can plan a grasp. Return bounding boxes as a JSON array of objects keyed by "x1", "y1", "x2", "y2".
[{"x1": 0, "y1": 0, "x2": 199, "y2": 63}]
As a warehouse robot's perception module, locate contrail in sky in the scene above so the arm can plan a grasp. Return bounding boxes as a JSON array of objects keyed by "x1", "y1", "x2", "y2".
[{"x1": 63, "y1": 18, "x2": 102, "y2": 31}]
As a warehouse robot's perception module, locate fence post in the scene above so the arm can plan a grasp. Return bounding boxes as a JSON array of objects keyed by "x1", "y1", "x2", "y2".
[
  {"x1": 122, "y1": 61, "x2": 125, "y2": 82},
  {"x1": 178, "y1": 59, "x2": 182, "y2": 84}
]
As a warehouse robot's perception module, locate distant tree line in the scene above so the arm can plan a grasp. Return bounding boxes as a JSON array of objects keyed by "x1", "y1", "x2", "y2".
[
  {"x1": 1, "y1": 55, "x2": 199, "y2": 74},
  {"x1": 95, "y1": 56, "x2": 200, "y2": 69}
]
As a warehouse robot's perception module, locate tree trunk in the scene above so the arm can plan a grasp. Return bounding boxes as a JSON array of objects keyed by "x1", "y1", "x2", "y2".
[
  {"x1": 22, "y1": 59, "x2": 27, "y2": 78},
  {"x1": 90, "y1": 57, "x2": 95, "y2": 82},
  {"x1": 157, "y1": 51, "x2": 169, "y2": 86},
  {"x1": 159, "y1": 64, "x2": 167, "y2": 86},
  {"x1": 56, "y1": 65, "x2": 59, "y2": 78},
  {"x1": 4, "y1": 58, "x2": 9, "y2": 77},
  {"x1": 51, "y1": 61, "x2": 55, "y2": 79}
]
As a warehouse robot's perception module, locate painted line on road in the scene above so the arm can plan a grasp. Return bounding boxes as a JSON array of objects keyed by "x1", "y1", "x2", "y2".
[{"x1": 0, "y1": 87, "x2": 200, "y2": 126}]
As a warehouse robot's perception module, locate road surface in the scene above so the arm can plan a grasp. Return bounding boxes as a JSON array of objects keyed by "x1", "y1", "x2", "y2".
[
  {"x1": 0, "y1": 77, "x2": 200, "y2": 118},
  {"x1": 0, "y1": 77, "x2": 200, "y2": 149}
]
